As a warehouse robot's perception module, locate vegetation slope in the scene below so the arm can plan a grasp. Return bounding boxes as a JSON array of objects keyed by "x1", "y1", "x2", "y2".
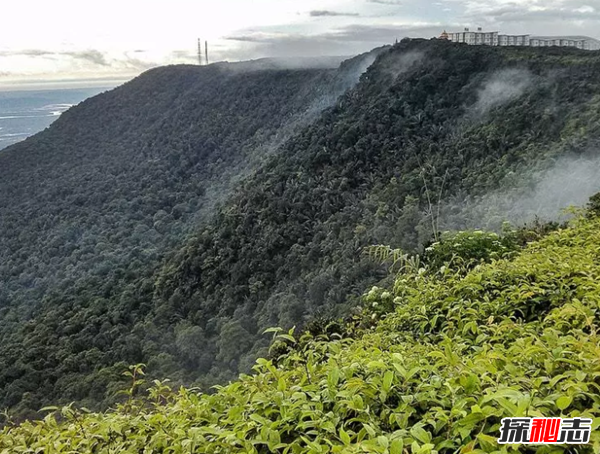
[
  {"x1": 3, "y1": 202, "x2": 600, "y2": 453},
  {"x1": 150, "y1": 40, "x2": 600, "y2": 387},
  {"x1": 0, "y1": 55, "x2": 374, "y2": 417},
  {"x1": 1, "y1": 39, "x2": 600, "y2": 418}
]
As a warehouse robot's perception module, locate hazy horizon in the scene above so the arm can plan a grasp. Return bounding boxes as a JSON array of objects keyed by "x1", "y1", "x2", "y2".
[
  {"x1": 0, "y1": 76, "x2": 130, "y2": 92},
  {"x1": 2, "y1": 0, "x2": 599, "y2": 87}
]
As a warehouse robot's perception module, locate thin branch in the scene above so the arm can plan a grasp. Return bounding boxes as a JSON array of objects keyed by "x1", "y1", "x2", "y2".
[
  {"x1": 435, "y1": 170, "x2": 449, "y2": 235},
  {"x1": 421, "y1": 168, "x2": 438, "y2": 242}
]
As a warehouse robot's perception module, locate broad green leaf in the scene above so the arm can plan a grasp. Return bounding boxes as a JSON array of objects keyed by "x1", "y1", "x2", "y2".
[{"x1": 556, "y1": 396, "x2": 572, "y2": 411}]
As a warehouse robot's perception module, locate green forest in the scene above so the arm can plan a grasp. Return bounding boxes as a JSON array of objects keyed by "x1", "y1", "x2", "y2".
[
  {"x1": 3, "y1": 192, "x2": 600, "y2": 452},
  {"x1": 0, "y1": 37, "x2": 600, "y2": 430}
]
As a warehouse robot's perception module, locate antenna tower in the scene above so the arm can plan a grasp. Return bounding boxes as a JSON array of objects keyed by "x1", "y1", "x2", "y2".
[
  {"x1": 197, "y1": 38, "x2": 202, "y2": 65},
  {"x1": 205, "y1": 40, "x2": 209, "y2": 65}
]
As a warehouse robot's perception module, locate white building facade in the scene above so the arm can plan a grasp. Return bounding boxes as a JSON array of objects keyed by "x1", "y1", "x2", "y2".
[
  {"x1": 498, "y1": 34, "x2": 530, "y2": 47},
  {"x1": 445, "y1": 28, "x2": 600, "y2": 51},
  {"x1": 447, "y1": 28, "x2": 499, "y2": 46},
  {"x1": 529, "y1": 36, "x2": 600, "y2": 51}
]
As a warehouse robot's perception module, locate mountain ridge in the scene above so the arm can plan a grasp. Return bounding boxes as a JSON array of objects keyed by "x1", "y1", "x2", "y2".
[
  {"x1": 0, "y1": 40, "x2": 599, "y2": 418},
  {"x1": 150, "y1": 39, "x2": 600, "y2": 384},
  {"x1": 0, "y1": 54, "x2": 378, "y2": 416},
  {"x1": 3, "y1": 196, "x2": 600, "y2": 451}
]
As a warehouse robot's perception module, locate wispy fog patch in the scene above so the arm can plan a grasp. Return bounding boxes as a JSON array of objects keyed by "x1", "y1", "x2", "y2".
[
  {"x1": 218, "y1": 48, "x2": 384, "y2": 89},
  {"x1": 380, "y1": 50, "x2": 424, "y2": 81},
  {"x1": 217, "y1": 56, "x2": 349, "y2": 73},
  {"x1": 439, "y1": 153, "x2": 600, "y2": 231},
  {"x1": 367, "y1": 0, "x2": 403, "y2": 4},
  {"x1": 309, "y1": 10, "x2": 360, "y2": 17},
  {"x1": 348, "y1": 52, "x2": 379, "y2": 82},
  {"x1": 191, "y1": 50, "x2": 381, "y2": 222},
  {"x1": 472, "y1": 69, "x2": 534, "y2": 115}
]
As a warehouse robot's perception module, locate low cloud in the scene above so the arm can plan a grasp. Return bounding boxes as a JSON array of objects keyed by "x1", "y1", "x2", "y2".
[
  {"x1": 439, "y1": 153, "x2": 600, "y2": 231},
  {"x1": 70, "y1": 50, "x2": 109, "y2": 66},
  {"x1": 367, "y1": 0, "x2": 403, "y2": 4},
  {"x1": 0, "y1": 49, "x2": 108, "y2": 65},
  {"x1": 225, "y1": 32, "x2": 294, "y2": 44},
  {"x1": 484, "y1": 5, "x2": 600, "y2": 23},
  {"x1": 323, "y1": 24, "x2": 441, "y2": 42},
  {"x1": 309, "y1": 10, "x2": 360, "y2": 17},
  {"x1": 472, "y1": 69, "x2": 534, "y2": 115},
  {"x1": 223, "y1": 24, "x2": 440, "y2": 60},
  {"x1": 171, "y1": 50, "x2": 195, "y2": 60},
  {"x1": 226, "y1": 24, "x2": 442, "y2": 45},
  {"x1": 0, "y1": 48, "x2": 154, "y2": 69},
  {"x1": 223, "y1": 34, "x2": 360, "y2": 59},
  {"x1": 454, "y1": 0, "x2": 600, "y2": 28},
  {"x1": 0, "y1": 48, "x2": 159, "y2": 84},
  {"x1": 379, "y1": 50, "x2": 425, "y2": 80}
]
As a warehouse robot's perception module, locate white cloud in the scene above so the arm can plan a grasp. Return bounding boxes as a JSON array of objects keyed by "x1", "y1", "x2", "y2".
[
  {"x1": 448, "y1": 0, "x2": 600, "y2": 23},
  {"x1": 1, "y1": 0, "x2": 599, "y2": 85}
]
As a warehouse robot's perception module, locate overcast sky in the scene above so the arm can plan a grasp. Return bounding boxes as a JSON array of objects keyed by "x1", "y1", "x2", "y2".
[{"x1": 1, "y1": 0, "x2": 598, "y2": 86}]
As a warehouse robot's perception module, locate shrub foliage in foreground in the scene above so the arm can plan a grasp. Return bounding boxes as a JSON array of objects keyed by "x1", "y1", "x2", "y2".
[{"x1": 2, "y1": 215, "x2": 600, "y2": 453}]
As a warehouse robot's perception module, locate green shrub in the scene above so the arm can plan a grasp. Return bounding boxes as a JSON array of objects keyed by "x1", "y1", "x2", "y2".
[
  {"x1": 587, "y1": 192, "x2": 600, "y2": 217},
  {"x1": 3, "y1": 214, "x2": 600, "y2": 452},
  {"x1": 423, "y1": 230, "x2": 519, "y2": 271}
]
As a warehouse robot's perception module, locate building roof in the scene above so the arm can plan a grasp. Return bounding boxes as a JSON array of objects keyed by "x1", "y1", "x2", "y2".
[
  {"x1": 449, "y1": 30, "x2": 499, "y2": 33},
  {"x1": 530, "y1": 35, "x2": 600, "y2": 42}
]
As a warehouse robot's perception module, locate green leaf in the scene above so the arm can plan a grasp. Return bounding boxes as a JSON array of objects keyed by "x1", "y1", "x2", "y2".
[
  {"x1": 367, "y1": 361, "x2": 387, "y2": 370},
  {"x1": 377, "y1": 436, "x2": 389, "y2": 449},
  {"x1": 390, "y1": 439, "x2": 404, "y2": 454},
  {"x1": 383, "y1": 371, "x2": 394, "y2": 393},
  {"x1": 410, "y1": 425, "x2": 432, "y2": 444},
  {"x1": 339, "y1": 428, "x2": 351, "y2": 446},
  {"x1": 277, "y1": 334, "x2": 297, "y2": 343},
  {"x1": 556, "y1": 396, "x2": 572, "y2": 411},
  {"x1": 263, "y1": 327, "x2": 283, "y2": 334},
  {"x1": 476, "y1": 433, "x2": 498, "y2": 450},
  {"x1": 328, "y1": 368, "x2": 341, "y2": 388},
  {"x1": 39, "y1": 406, "x2": 60, "y2": 412}
]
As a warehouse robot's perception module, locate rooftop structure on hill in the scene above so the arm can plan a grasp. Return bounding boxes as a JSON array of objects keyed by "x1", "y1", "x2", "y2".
[{"x1": 443, "y1": 28, "x2": 600, "y2": 51}]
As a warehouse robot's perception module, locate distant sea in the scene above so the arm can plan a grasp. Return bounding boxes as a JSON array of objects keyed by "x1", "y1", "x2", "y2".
[{"x1": 0, "y1": 87, "x2": 113, "y2": 150}]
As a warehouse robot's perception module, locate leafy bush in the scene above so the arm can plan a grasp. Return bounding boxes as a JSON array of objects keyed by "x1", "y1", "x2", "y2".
[
  {"x1": 587, "y1": 192, "x2": 600, "y2": 217},
  {"x1": 3, "y1": 214, "x2": 600, "y2": 452},
  {"x1": 423, "y1": 230, "x2": 519, "y2": 271}
]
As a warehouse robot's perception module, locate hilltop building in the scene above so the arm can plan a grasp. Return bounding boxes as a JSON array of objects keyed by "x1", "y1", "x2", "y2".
[
  {"x1": 529, "y1": 36, "x2": 600, "y2": 51},
  {"x1": 443, "y1": 28, "x2": 600, "y2": 51},
  {"x1": 446, "y1": 28, "x2": 499, "y2": 46}
]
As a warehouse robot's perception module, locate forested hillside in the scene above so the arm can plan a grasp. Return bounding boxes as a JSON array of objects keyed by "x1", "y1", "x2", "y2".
[
  {"x1": 0, "y1": 54, "x2": 376, "y2": 417},
  {"x1": 3, "y1": 198, "x2": 600, "y2": 452},
  {"x1": 1, "y1": 39, "x2": 600, "y2": 418},
  {"x1": 152, "y1": 40, "x2": 600, "y2": 387}
]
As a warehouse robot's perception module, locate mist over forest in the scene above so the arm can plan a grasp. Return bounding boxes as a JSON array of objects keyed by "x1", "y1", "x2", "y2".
[
  {"x1": 439, "y1": 152, "x2": 600, "y2": 232},
  {"x1": 0, "y1": 39, "x2": 599, "y2": 426}
]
